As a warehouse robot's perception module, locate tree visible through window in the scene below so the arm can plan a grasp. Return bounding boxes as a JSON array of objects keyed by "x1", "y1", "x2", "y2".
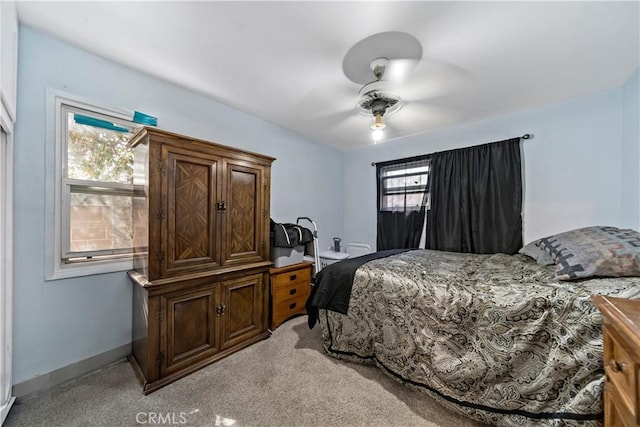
[
  {"x1": 67, "y1": 115, "x2": 133, "y2": 183},
  {"x1": 62, "y1": 105, "x2": 139, "y2": 261}
]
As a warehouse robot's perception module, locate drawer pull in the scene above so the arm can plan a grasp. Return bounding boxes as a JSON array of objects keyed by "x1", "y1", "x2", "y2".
[
  {"x1": 609, "y1": 360, "x2": 627, "y2": 373},
  {"x1": 289, "y1": 302, "x2": 297, "y2": 309},
  {"x1": 289, "y1": 274, "x2": 297, "y2": 281},
  {"x1": 289, "y1": 288, "x2": 297, "y2": 295}
]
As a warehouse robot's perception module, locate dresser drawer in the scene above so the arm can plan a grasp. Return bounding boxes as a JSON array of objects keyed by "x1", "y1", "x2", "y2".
[
  {"x1": 604, "y1": 325, "x2": 638, "y2": 420},
  {"x1": 273, "y1": 293, "x2": 307, "y2": 326},
  {"x1": 274, "y1": 280, "x2": 309, "y2": 303},
  {"x1": 272, "y1": 267, "x2": 311, "y2": 290},
  {"x1": 605, "y1": 377, "x2": 636, "y2": 427}
]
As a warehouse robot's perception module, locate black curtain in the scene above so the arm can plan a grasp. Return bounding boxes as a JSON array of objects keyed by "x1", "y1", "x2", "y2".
[
  {"x1": 376, "y1": 156, "x2": 430, "y2": 250},
  {"x1": 425, "y1": 138, "x2": 522, "y2": 254}
]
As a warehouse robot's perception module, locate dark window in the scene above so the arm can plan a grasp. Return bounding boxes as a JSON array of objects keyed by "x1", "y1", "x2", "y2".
[{"x1": 379, "y1": 161, "x2": 430, "y2": 211}]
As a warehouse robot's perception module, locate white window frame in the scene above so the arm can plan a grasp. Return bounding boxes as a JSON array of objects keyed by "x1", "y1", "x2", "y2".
[
  {"x1": 379, "y1": 163, "x2": 430, "y2": 212},
  {"x1": 0, "y1": 101, "x2": 15, "y2": 423},
  {"x1": 45, "y1": 90, "x2": 141, "y2": 280}
]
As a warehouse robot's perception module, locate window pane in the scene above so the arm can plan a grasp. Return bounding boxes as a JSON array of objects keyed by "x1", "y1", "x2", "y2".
[
  {"x1": 69, "y1": 191, "x2": 132, "y2": 254},
  {"x1": 66, "y1": 110, "x2": 134, "y2": 184},
  {"x1": 382, "y1": 195, "x2": 403, "y2": 210},
  {"x1": 382, "y1": 165, "x2": 429, "y2": 177},
  {"x1": 404, "y1": 193, "x2": 426, "y2": 208},
  {"x1": 382, "y1": 193, "x2": 426, "y2": 211},
  {"x1": 383, "y1": 173, "x2": 428, "y2": 191}
]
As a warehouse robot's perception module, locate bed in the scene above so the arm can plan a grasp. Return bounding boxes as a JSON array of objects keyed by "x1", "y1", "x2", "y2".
[{"x1": 308, "y1": 227, "x2": 640, "y2": 427}]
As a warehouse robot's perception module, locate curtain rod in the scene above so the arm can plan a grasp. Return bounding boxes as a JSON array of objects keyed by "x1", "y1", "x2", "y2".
[{"x1": 371, "y1": 134, "x2": 532, "y2": 166}]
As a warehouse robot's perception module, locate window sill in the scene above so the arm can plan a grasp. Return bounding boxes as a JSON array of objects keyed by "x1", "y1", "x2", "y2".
[{"x1": 45, "y1": 256, "x2": 133, "y2": 281}]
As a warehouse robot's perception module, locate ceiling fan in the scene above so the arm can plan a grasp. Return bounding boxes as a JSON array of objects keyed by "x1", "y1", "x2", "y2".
[
  {"x1": 340, "y1": 31, "x2": 469, "y2": 144},
  {"x1": 356, "y1": 57, "x2": 404, "y2": 142}
]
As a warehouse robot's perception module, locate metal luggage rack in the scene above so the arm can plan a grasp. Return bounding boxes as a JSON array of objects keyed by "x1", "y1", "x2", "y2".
[{"x1": 296, "y1": 217, "x2": 321, "y2": 276}]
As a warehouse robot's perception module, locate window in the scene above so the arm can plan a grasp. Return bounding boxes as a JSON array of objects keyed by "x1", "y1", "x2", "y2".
[
  {"x1": 45, "y1": 91, "x2": 147, "y2": 279},
  {"x1": 376, "y1": 156, "x2": 431, "y2": 250},
  {"x1": 61, "y1": 104, "x2": 139, "y2": 261},
  {"x1": 378, "y1": 160, "x2": 430, "y2": 211}
]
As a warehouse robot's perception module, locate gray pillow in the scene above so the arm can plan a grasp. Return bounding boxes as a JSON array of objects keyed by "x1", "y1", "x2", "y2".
[
  {"x1": 518, "y1": 241, "x2": 554, "y2": 266},
  {"x1": 536, "y1": 226, "x2": 640, "y2": 280}
]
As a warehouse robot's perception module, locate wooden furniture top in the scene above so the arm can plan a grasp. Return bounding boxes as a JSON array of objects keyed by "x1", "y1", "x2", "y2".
[
  {"x1": 129, "y1": 126, "x2": 276, "y2": 165},
  {"x1": 269, "y1": 262, "x2": 314, "y2": 275},
  {"x1": 591, "y1": 295, "x2": 640, "y2": 346}
]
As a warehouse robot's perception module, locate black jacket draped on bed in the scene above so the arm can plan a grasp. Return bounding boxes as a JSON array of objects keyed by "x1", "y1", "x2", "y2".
[{"x1": 305, "y1": 249, "x2": 408, "y2": 328}]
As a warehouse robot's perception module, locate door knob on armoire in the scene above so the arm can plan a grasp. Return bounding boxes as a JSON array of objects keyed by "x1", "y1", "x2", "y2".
[{"x1": 216, "y1": 304, "x2": 226, "y2": 316}]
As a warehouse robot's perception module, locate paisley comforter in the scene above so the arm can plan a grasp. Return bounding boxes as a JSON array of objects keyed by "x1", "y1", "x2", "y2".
[{"x1": 318, "y1": 250, "x2": 640, "y2": 426}]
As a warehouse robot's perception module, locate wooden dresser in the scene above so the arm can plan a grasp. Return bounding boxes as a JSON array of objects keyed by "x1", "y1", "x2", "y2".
[
  {"x1": 269, "y1": 262, "x2": 313, "y2": 330},
  {"x1": 592, "y1": 295, "x2": 640, "y2": 427},
  {"x1": 128, "y1": 127, "x2": 275, "y2": 394}
]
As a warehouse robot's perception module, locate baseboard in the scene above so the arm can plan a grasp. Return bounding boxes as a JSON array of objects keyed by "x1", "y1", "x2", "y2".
[
  {"x1": 12, "y1": 343, "x2": 131, "y2": 399},
  {"x1": 1, "y1": 396, "x2": 16, "y2": 424}
]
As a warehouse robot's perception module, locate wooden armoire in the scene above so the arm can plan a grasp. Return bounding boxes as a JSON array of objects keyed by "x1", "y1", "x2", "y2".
[{"x1": 127, "y1": 127, "x2": 274, "y2": 394}]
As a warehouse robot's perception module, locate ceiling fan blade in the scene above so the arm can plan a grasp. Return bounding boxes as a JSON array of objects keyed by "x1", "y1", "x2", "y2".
[
  {"x1": 316, "y1": 109, "x2": 355, "y2": 123},
  {"x1": 383, "y1": 58, "x2": 420, "y2": 82},
  {"x1": 342, "y1": 31, "x2": 423, "y2": 85},
  {"x1": 296, "y1": 79, "x2": 358, "y2": 121},
  {"x1": 393, "y1": 59, "x2": 473, "y2": 101},
  {"x1": 322, "y1": 113, "x2": 379, "y2": 146},
  {"x1": 383, "y1": 101, "x2": 465, "y2": 138}
]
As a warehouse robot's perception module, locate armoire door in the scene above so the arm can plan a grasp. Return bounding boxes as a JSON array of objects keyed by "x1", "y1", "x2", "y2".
[
  {"x1": 219, "y1": 274, "x2": 265, "y2": 350},
  {"x1": 220, "y1": 161, "x2": 265, "y2": 266},
  {"x1": 160, "y1": 286, "x2": 219, "y2": 377},
  {"x1": 161, "y1": 146, "x2": 221, "y2": 277}
]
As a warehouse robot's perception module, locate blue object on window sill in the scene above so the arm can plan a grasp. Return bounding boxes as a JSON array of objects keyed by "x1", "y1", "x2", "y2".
[
  {"x1": 73, "y1": 114, "x2": 129, "y2": 133},
  {"x1": 133, "y1": 111, "x2": 158, "y2": 126}
]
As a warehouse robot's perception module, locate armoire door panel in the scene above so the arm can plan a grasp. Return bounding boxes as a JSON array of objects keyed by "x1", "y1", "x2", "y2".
[
  {"x1": 161, "y1": 288, "x2": 219, "y2": 376},
  {"x1": 220, "y1": 274, "x2": 264, "y2": 350},
  {"x1": 222, "y1": 162, "x2": 264, "y2": 265},
  {"x1": 229, "y1": 169, "x2": 256, "y2": 254},
  {"x1": 162, "y1": 147, "x2": 221, "y2": 276}
]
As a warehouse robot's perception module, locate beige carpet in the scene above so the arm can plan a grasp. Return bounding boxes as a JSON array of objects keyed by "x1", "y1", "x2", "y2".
[{"x1": 5, "y1": 316, "x2": 486, "y2": 427}]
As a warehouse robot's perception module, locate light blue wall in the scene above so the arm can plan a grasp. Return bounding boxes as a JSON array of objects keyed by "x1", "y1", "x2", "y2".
[
  {"x1": 621, "y1": 68, "x2": 639, "y2": 230},
  {"x1": 13, "y1": 26, "x2": 344, "y2": 384},
  {"x1": 344, "y1": 89, "x2": 626, "y2": 249}
]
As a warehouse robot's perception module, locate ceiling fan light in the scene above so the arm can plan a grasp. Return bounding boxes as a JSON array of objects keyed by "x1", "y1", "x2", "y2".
[
  {"x1": 371, "y1": 112, "x2": 386, "y2": 130},
  {"x1": 372, "y1": 129, "x2": 384, "y2": 143}
]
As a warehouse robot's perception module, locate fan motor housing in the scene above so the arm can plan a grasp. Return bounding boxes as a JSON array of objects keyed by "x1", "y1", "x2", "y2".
[
  {"x1": 357, "y1": 82, "x2": 402, "y2": 117},
  {"x1": 360, "y1": 95, "x2": 399, "y2": 116},
  {"x1": 357, "y1": 94, "x2": 402, "y2": 117}
]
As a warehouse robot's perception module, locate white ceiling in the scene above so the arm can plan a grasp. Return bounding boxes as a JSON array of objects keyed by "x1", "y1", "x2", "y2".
[{"x1": 16, "y1": 1, "x2": 640, "y2": 151}]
